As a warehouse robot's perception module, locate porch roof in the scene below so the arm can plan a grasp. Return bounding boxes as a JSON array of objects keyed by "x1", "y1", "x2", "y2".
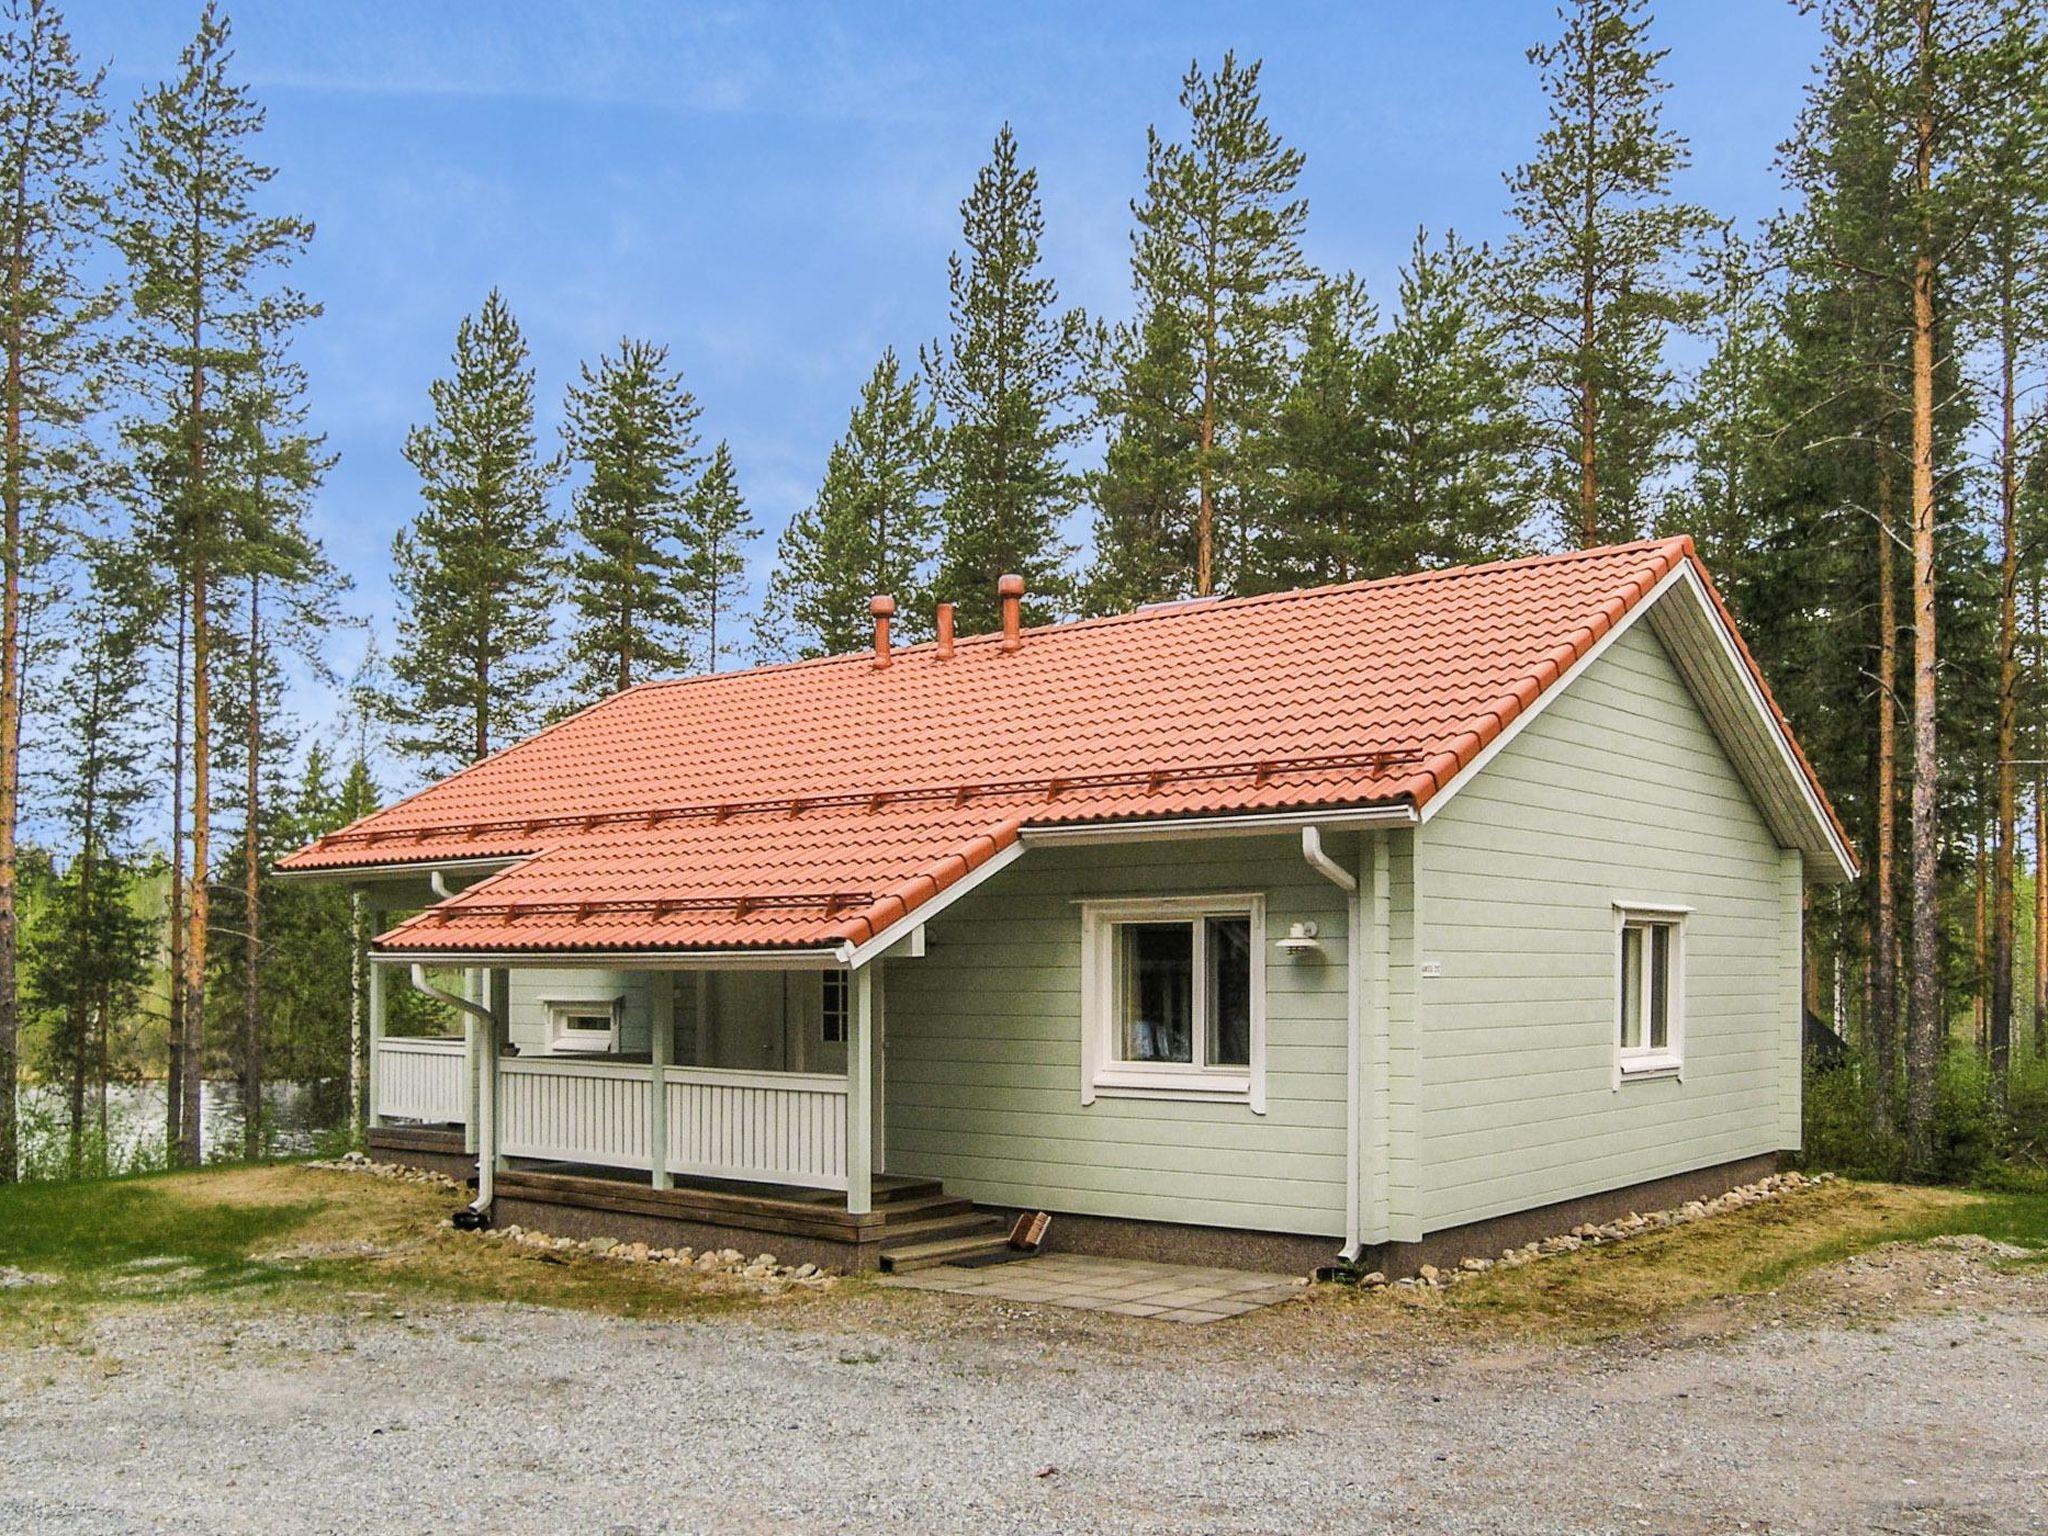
[{"x1": 281, "y1": 537, "x2": 1853, "y2": 955}]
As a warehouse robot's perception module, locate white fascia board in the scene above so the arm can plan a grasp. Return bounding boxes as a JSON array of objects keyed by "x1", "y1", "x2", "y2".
[
  {"x1": 1662, "y1": 564, "x2": 1858, "y2": 883},
  {"x1": 1418, "y1": 560, "x2": 1689, "y2": 826},
  {"x1": 369, "y1": 947, "x2": 849, "y2": 971},
  {"x1": 274, "y1": 854, "x2": 525, "y2": 885},
  {"x1": 843, "y1": 839, "x2": 1028, "y2": 970},
  {"x1": 1416, "y1": 560, "x2": 1855, "y2": 883}
]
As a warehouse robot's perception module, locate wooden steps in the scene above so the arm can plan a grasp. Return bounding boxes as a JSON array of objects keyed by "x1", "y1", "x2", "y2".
[{"x1": 874, "y1": 1193, "x2": 1020, "y2": 1273}]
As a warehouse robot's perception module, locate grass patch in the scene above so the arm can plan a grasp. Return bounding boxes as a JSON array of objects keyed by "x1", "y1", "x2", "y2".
[
  {"x1": 0, "y1": 1163, "x2": 805, "y2": 1346},
  {"x1": 1414, "y1": 1180, "x2": 2048, "y2": 1338}
]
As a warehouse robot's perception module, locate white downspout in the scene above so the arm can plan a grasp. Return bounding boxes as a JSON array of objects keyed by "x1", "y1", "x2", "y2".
[
  {"x1": 410, "y1": 963, "x2": 499, "y2": 1217},
  {"x1": 1301, "y1": 826, "x2": 1364, "y2": 1263}
]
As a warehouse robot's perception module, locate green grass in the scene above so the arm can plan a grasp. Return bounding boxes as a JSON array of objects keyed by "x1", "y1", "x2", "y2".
[{"x1": 0, "y1": 1163, "x2": 816, "y2": 1345}]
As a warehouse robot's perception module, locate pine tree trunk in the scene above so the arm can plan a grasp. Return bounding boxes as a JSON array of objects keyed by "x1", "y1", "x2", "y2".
[
  {"x1": 180, "y1": 289, "x2": 208, "y2": 1168},
  {"x1": 241, "y1": 573, "x2": 262, "y2": 1159},
  {"x1": 1903, "y1": 23, "x2": 1942, "y2": 1172},
  {"x1": 1577, "y1": 54, "x2": 1599, "y2": 548},
  {"x1": 1991, "y1": 286, "x2": 2019, "y2": 1087},
  {"x1": 0, "y1": 110, "x2": 30, "y2": 1187},
  {"x1": 1975, "y1": 826, "x2": 1989, "y2": 1056},
  {"x1": 1871, "y1": 458, "x2": 1899, "y2": 1135},
  {"x1": 166, "y1": 583, "x2": 188, "y2": 1160}
]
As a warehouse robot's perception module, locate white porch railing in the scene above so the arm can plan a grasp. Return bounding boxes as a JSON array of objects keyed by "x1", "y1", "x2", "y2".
[
  {"x1": 491, "y1": 1057, "x2": 850, "y2": 1192},
  {"x1": 500, "y1": 1057, "x2": 653, "y2": 1169},
  {"x1": 373, "y1": 1036, "x2": 469, "y2": 1125},
  {"x1": 666, "y1": 1067, "x2": 849, "y2": 1191}
]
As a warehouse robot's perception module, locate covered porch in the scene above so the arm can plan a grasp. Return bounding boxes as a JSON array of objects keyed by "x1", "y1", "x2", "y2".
[{"x1": 362, "y1": 939, "x2": 1008, "y2": 1269}]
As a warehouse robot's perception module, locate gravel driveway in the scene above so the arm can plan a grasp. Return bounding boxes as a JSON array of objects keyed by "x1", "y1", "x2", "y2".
[{"x1": 3, "y1": 1242, "x2": 2045, "y2": 1535}]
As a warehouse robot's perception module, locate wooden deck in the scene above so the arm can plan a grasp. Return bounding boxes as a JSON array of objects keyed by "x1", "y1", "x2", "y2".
[{"x1": 366, "y1": 1127, "x2": 1003, "y2": 1269}]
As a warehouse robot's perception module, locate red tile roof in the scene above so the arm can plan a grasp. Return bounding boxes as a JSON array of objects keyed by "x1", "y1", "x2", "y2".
[{"x1": 280, "y1": 537, "x2": 1848, "y2": 954}]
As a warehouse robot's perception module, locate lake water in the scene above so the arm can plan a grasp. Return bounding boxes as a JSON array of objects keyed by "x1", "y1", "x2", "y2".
[{"x1": 17, "y1": 1078, "x2": 353, "y2": 1177}]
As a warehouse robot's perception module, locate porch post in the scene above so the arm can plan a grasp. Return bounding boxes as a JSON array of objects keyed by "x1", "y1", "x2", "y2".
[
  {"x1": 462, "y1": 967, "x2": 482, "y2": 1155},
  {"x1": 846, "y1": 964, "x2": 874, "y2": 1216},
  {"x1": 649, "y1": 973, "x2": 672, "y2": 1189},
  {"x1": 365, "y1": 922, "x2": 386, "y2": 1130},
  {"x1": 484, "y1": 967, "x2": 510, "y2": 1177}
]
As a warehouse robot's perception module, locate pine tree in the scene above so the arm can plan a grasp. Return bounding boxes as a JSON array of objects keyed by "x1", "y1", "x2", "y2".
[
  {"x1": 1250, "y1": 274, "x2": 1379, "y2": 589},
  {"x1": 561, "y1": 337, "x2": 702, "y2": 700},
  {"x1": 757, "y1": 348, "x2": 937, "y2": 659},
  {"x1": 1970, "y1": 9, "x2": 2048, "y2": 1089},
  {"x1": 0, "y1": 0, "x2": 106, "y2": 1185},
  {"x1": 117, "y1": 1, "x2": 312, "y2": 1165},
  {"x1": 216, "y1": 308, "x2": 334, "y2": 1158},
  {"x1": 1374, "y1": 230, "x2": 1535, "y2": 571},
  {"x1": 684, "y1": 440, "x2": 755, "y2": 671},
  {"x1": 26, "y1": 542, "x2": 157, "y2": 1178},
  {"x1": 1093, "y1": 54, "x2": 1309, "y2": 601},
  {"x1": 390, "y1": 289, "x2": 563, "y2": 774},
  {"x1": 1503, "y1": 0, "x2": 1718, "y2": 546},
  {"x1": 926, "y1": 124, "x2": 1083, "y2": 630}
]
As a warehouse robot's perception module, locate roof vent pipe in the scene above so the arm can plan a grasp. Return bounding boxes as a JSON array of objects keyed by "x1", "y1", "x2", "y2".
[
  {"x1": 870, "y1": 594, "x2": 896, "y2": 669},
  {"x1": 997, "y1": 574, "x2": 1025, "y2": 652},
  {"x1": 935, "y1": 601, "x2": 956, "y2": 659}
]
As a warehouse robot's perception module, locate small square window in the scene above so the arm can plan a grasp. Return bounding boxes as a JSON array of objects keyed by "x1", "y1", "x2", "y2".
[
  {"x1": 1615, "y1": 907, "x2": 1684, "y2": 1079},
  {"x1": 545, "y1": 998, "x2": 621, "y2": 1054}
]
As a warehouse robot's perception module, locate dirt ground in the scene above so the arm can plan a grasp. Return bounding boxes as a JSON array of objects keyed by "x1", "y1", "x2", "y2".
[{"x1": 2, "y1": 1231, "x2": 2044, "y2": 1535}]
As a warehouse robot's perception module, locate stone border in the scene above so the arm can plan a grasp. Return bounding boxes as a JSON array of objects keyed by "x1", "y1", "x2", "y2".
[
  {"x1": 306, "y1": 1151, "x2": 465, "y2": 1195},
  {"x1": 465, "y1": 1224, "x2": 838, "y2": 1292},
  {"x1": 1362, "y1": 1170, "x2": 1838, "y2": 1291}
]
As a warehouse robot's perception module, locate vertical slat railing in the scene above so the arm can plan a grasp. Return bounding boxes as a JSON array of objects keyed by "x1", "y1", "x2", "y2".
[{"x1": 373, "y1": 1037, "x2": 469, "y2": 1125}]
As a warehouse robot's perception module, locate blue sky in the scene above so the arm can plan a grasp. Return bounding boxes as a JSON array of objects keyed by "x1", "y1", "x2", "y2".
[{"x1": 78, "y1": 0, "x2": 1821, "y2": 738}]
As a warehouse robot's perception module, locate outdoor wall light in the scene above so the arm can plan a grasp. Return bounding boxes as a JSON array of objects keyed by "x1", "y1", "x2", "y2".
[{"x1": 1277, "y1": 920, "x2": 1323, "y2": 958}]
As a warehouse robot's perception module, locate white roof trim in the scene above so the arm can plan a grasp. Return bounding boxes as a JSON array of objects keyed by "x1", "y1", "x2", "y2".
[
  {"x1": 843, "y1": 839, "x2": 1027, "y2": 969},
  {"x1": 1419, "y1": 559, "x2": 1854, "y2": 883}
]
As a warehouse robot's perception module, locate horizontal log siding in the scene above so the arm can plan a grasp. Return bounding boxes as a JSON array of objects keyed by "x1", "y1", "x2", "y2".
[
  {"x1": 1416, "y1": 621, "x2": 1796, "y2": 1232},
  {"x1": 506, "y1": 968, "x2": 655, "y2": 1055},
  {"x1": 885, "y1": 835, "x2": 1355, "y2": 1237}
]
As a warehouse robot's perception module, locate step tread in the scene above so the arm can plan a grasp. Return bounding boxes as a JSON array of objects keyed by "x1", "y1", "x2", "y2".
[
  {"x1": 874, "y1": 1212, "x2": 1006, "y2": 1244},
  {"x1": 879, "y1": 1233, "x2": 1019, "y2": 1273}
]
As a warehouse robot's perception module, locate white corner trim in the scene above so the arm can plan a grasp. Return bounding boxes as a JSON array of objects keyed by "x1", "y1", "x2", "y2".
[{"x1": 1419, "y1": 560, "x2": 1688, "y2": 826}]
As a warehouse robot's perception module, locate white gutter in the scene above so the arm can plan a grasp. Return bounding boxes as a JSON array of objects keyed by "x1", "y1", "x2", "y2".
[
  {"x1": 1300, "y1": 826, "x2": 1364, "y2": 1264},
  {"x1": 1020, "y1": 804, "x2": 1416, "y2": 846},
  {"x1": 409, "y1": 964, "x2": 499, "y2": 1216},
  {"x1": 273, "y1": 854, "x2": 523, "y2": 884}
]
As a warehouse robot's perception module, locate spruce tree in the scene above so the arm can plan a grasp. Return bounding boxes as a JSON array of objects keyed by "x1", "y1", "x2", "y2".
[
  {"x1": 684, "y1": 440, "x2": 755, "y2": 671},
  {"x1": 390, "y1": 289, "x2": 563, "y2": 774},
  {"x1": 1503, "y1": 0, "x2": 1717, "y2": 546},
  {"x1": 561, "y1": 337, "x2": 702, "y2": 700},
  {"x1": 1093, "y1": 53, "x2": 1309, "y2": 602},
  {"x1": 758, "y1": 348, "x2": 937, "y2": 659},
  {"x1": 0, "y1": 0, "x2": 106, "y2": 1185},
  {"x1": 117, "y1": 1, "x2": 312, "y2": 1164},
  {"x1": 26, "y1": 542, "x2": 157, "y2": 1178},
  {"x1": 925, "y1": 124, "x2": 1083, "y2": 630}
]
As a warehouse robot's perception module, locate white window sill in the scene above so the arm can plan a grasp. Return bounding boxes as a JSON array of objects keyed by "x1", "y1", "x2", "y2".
[
  {"x1": 1091, "y1": 1068, "x2": 1253, "y2": 1103},
  {"x1": 1616, "y1": 1054, "x2": 1683, "y2": 1082}
]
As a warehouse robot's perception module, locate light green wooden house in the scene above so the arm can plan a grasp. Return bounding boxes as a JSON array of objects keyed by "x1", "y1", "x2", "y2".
[{"x1": 282, "y1": 539, "x2": 1854, "y2": 1275}]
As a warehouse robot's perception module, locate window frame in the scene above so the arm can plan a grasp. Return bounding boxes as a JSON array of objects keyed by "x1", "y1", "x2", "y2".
[
  {"x1": 1612, "y1": 902, "x2": 1688, "y2": 1084},
  {"x1": 543, "y1": 996, "x2": 624, "y2": 1055},
  {"x1": 1080, "y1": 894, "x2": 1266, "y2": 1113},
  {"x1": 820, "y1": 970, "x2": 849, "y2": 1046}
]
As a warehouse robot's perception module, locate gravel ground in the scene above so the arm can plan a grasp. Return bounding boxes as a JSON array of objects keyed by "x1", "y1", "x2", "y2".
[{"x1": 2, "y1": 1243, "x2": 2045, "y2": 1535}]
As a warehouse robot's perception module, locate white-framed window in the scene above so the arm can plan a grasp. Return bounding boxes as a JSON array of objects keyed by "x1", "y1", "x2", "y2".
[
  {"x1": 1614, "y1": 903, "x2": 1687, "y2": 1082},
  {"x1": 821, "y1": 970, "x2": 849, "y2": 1045},
  {"x1": 544, "y1": 997, "x2": 623, "y2": 1054},
  {"x1": 1080, "y1": 895, "x2": 1266, "y2": 1112}
]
